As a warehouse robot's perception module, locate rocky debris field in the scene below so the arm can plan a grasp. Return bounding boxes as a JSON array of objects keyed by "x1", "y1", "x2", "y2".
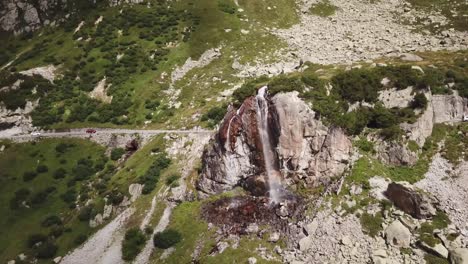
[{"x1": 274, "y1": 0, "x2": 468, "y2": 64}]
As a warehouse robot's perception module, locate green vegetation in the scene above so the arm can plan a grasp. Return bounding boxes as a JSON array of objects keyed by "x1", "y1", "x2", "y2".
[
  {"x1": 360, "y1": 212, "x2": 383, "y2": 237},
  {"x1": 309, "y1": 0, "x2": 338, "y2": 17},
  {"x1": 424, "y1": 254, "x2": 450, "y2": 264},
  {"x1": 122, "y1": 228, "x2": 146, "y2": 261},
  {"x1": 139, "y1": 153, "x2": 171, "y2": 194},
  {"x1": 110, "y1": 148, "x2": 126, "y2": 161},
  {"x1": 153, "y1": 229, "x2": 182, "y2": 249},
  {"x1": 0, "y1": 139, "x2": 110, "y2": 262},
  {"x1": 355, "y1": 138, "x2": 375, "y2": 153},
  {"x1": 406, "y1": 0, "x2": 467, "y2": 31},
  {"x1": 201, "y1": 105, "x2": 228, "y2": 128}
]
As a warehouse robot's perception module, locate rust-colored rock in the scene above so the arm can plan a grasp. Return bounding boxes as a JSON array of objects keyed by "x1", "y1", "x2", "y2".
[{"x1": 384, "y1": 183, "x2": 423, "y2": 219}]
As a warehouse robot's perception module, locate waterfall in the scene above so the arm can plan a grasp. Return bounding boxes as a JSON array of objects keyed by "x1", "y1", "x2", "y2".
[{"x1": 255, "y1": 86, "x2": 281, "y2": 203}]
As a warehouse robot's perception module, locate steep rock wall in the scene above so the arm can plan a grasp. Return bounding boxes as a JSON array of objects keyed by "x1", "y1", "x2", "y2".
[{"x1": 197, "y1": 91, "x2": 353, "y2": 196}]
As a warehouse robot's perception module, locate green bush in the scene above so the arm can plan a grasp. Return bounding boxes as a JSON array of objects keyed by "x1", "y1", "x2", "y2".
[
  {"x1": 122, "y1": 228, "x2": 146, "y2": 261},
  {"x1": 41, "y1": 215, "x2": 63, "y2": 227},
  {"x1": 78, "y1": 205, "x2": 95, "y2": 221},
  {"x1": 35, "y1": 241, "x2": 58, "y2": 259},
  {"x1": 268, "y1": 76, "x2": 304, "y2": 95},
  {"x1": 153, "y1": 229, "x2": 182, "y2": 249},
  {"x1": 218, "y1": 0, "x2": 236, "y2": 14},
  {"x1": 368, "y1": 104, "x2": 398, "y2": 129},
  {"x1": 111, "y1": 148, "x2": 126, "y2": 161},
  {"x1": 410, "y1": 93, "x2": 428, "y2": 109},
  {"x1": 53, "y1": 168, "x2": 67, "y2": 179},
  {"x1": 332, "y1": 68, "x2": 381, "y2": 103},
  {"x1": 165, "y1": 174, "x2": 180, "y2": 187},
  {"x1": 377, "y1": 65, "x2": 423, "y2": 90},
  {"x1": 355, "y1": 138, "x2": 374, "y2": 152},
  {"x1": 23, "y1": 171, "x2": 38, "y2": 181},
  {"x1": 380, "y1": 125, "x2": 403, "y2": 141},
  {"x1": 27, "y1": 233, "x2": 47, "y2": 248},
  {"x1": 140, "y1": 154, "x2": 171, "y2": 194},
  {"x1": 74, "y1": 234, "x2": 88, "y2": 245},
  {"x1": 36, "y1": 164, "x2": 49, "y2": 173},
  {"x1": 201, "y1": 105, "x2": 227, "y2": 127}
]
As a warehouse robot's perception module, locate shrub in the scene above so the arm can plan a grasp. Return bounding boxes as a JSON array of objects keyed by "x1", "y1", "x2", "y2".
[
  {"x1": 410, "y1": 93, "x2": 428, "y2": 109},
  {"x1": 200, "y1": 105, "x2": 227, "y2": 127},
  {"x1": 31, "y1": 190, "x2": 51, "y2": 205},
  {"x1": 268, "y1": 75, "x2": 304, "y2": 95},
  {"x1": 27, "y1": 233, "x2": 47, "y2": 248},
  {"x1": 377, "y1": 65, "x2": 422, "y2": 90},
  {"x1": 122, "y1": 228, "x2": 146, "y2": 261},
  {"x1": 23, "y1": 171, "x2": 38, "y2": 181},
  {"x1": 165, "y1": 174, "x2": 180, "y2": 187},
  {"x1": 332, "y1": 68, "x2": 381, "y2": 103},
  {"x1": 53, "y1": 168, "x2": 67, "y2": 179},
  {"x1": 60, "y1": 188, "x2": 77, "y2": 203},
  {"x1": 41, "y1": 215, "x2": 63, "y2": 227},
  {"x1": 368, "y1": 104, "x2": 397, "y2": 129},
  {"x1": 35, "y1": 241, "x2": 58, "y2": 259},
  {"x1": 337, "y1": 107, "x2": 371, "y2": 135},
  {"x1": 140, "y1": 154, "x2": 171, "y2": 194},
  {"x1": 74, "y1": 234, "x2": 88, "y2": 245},
  {"x1": 36, "y1": 165, "x2": 49, "y2": 173},
  {"x1": 355, "y1": 138, "x2": 374, "y2": 153},
  {"x1": 360, "y1": 213, "x2": 383, "y2": 237},
  {"x1": 153, "y1": 229, "x2": 182, "y2": 249},
  {"x1": 380, "y1": 125, "x2": 403, "y2": 141},
  {"x1": 78, "y1": 205, "x2": 95, "y2": 221},
  {"x1": 111, "y1": 148, "x2": 126, "y2": 161}
]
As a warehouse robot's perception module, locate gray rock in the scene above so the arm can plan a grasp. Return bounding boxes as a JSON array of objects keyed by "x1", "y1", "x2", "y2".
[
  {"x1": 299, "y1": 236, "x2": 313, "y2": 251},
  {"x1": 385, "y1": 220, "x2": 411, "y2": 248},
  {"x1": 268, "y1": 232, "x2": 280, "y2": 243},
  {"x1": 248, "y1": 257, "x2": 257, "y2": 264},
  {"x1": 400, "y1": 53, "x2": 423, "y2": 62},
  {"x1": 419, "y1": 242, "x2": 448, "y2": 259},
  {"x1": 450, "y1": 248, "x2": 468, "y2": 264},
  {"x1": 128, "y1": 183, "x2": 143, "y2": 202}
]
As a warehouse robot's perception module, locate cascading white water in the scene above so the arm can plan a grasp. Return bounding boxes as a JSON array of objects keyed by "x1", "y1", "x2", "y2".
[{"x1": 255, "y1": 86, "x2": 281, "y2": 203}]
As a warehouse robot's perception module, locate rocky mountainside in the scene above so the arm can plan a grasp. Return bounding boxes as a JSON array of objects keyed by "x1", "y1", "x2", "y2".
[{"x1": 1, "y1": 0, "x2": 468, "y2": 263}]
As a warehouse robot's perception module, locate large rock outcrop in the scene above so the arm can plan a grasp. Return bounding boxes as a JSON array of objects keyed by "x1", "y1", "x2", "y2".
[
  {"x1": 401, "y1": 91, "x2": 467, "y2": 147},
  {"x1": 197, "y1": 91, "x2": 353, "y2": 196}
]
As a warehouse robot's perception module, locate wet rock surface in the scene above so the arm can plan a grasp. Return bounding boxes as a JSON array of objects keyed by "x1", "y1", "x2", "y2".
[
  {"x1": 201, "y1": 195, "x2": 304, "y2": 236},
  {"x1": 197, "y1": 91, "x2": 352, "y2": 196}
]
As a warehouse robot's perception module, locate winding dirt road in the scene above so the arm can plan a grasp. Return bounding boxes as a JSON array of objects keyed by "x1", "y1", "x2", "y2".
[{"x1": 0, "y1": 128, "x2": 214, "y2": 140}]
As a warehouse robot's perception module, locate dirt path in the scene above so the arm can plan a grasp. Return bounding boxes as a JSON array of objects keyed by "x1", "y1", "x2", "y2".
[{"x1": 60, "y1": 207, "x2": 135, "y2": 264}]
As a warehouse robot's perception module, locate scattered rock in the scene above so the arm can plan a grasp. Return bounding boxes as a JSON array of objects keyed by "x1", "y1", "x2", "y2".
[
  {"x1": 450, "y1": 248, "x2": 468, "y2": 264},
  {"x1": 400, "y1": 53, "x2": 423, "y2": 62},
  {"x1": 419, "y1": 242, "x2": 449, "y2": 259},
  {"x1": 53, "y1": 256, "x2": 62, "y2": 263},
  {"x1": 248, "y1": 257, "x2": 257, "y2": 264},
  {"x1": 128, "y1": 183, "x2": 143, "y2": 202},
  {"x1": 268, "y1": 232, "x2": 280, "y2": 243},
  {"x1": 385, "y1": 220, "x2": 411, "y2": 248},
  {"x1": 299, "y1": 236, "x2": 313, "y2": 251}
]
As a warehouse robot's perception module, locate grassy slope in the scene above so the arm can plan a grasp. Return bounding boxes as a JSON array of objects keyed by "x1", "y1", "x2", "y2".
[{"x1": 0, "y1": 138, "x2": 106, "y2": 262}]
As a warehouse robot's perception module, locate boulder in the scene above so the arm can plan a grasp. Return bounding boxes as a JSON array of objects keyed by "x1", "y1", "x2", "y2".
[
  {"x1": 384, "y1": 183, "x2": 423, "y2": 219},
  {"x1": 299, "y1": 236, "x2": 313, "y2": 251},
  {"x1": 450, "y1": 248, "x2": 468, "y2": 264},
  {"x1": 128, "y1": 183, "x2": 143, "y2": 202},
  {"x1": 248, "y1": 257, "x2": 257, "y2": 264},
  {"x1": 372, "y1": 249, "x2": 387, "y2": 264},
  {"x1": 400, "y1": 53, "x2": 423, "y2": 62},
  {"x1": 419, "y1": 242, "x2": 448, "y2": 259},
  {"x1": 268, "y1": 232, "x2": 280, "y2": 243},
  {"x1": 385, "y1": 220, "x2": 411, "y2": 248}
]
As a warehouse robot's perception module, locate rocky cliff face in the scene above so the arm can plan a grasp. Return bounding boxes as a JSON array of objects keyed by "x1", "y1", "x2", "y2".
[
  {"x1": 197, "y1": 91, "x2": 353, "y2": 197},
  {"x1": 0, "y1": 0, "x2": 144, "y2": 34},
  {"x1": 0, "y1": 0, "x2": 65, "y2": 34},
  {"x1": 401, "y1": 91, "x2": 468, "y2": 147}
]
